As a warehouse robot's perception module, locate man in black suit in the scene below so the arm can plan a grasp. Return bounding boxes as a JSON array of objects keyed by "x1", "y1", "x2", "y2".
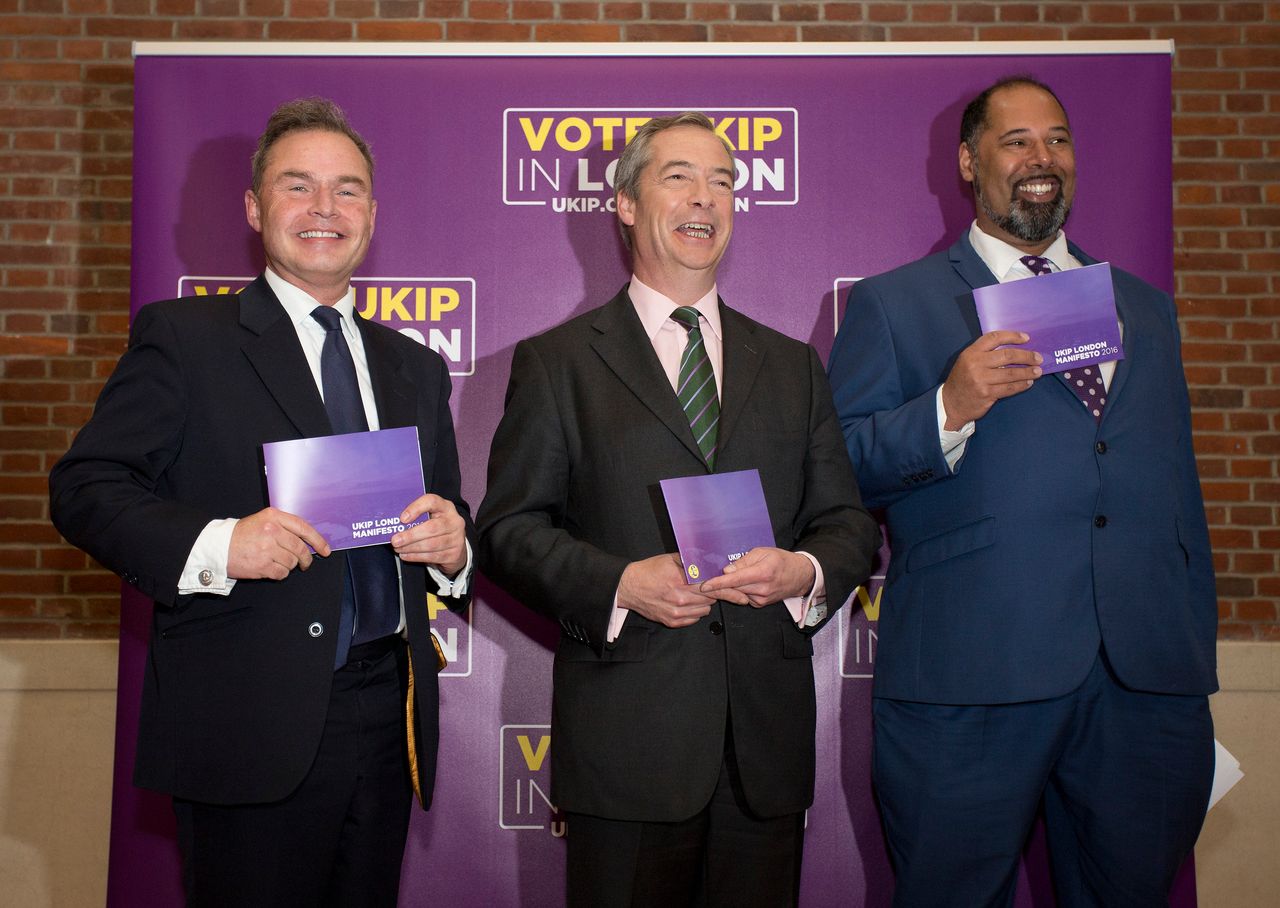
[
  {"x1": 478, "y1": 112, "x2": 879, "y2": 907},
  {"x1": 50, "y1": 98, "x2": 473, "y2": 907}
]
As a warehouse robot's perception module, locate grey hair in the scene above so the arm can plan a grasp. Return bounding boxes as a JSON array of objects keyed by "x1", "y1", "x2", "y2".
[
  {"x1": 614, "y1": 111, "x2": 733, "y2": 252},
  {"x1": 251, "y1": 97, "x2": 374, "y2": 195}
]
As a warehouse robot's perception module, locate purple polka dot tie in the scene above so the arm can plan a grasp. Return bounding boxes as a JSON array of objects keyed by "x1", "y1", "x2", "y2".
[
  {"x1": 1019, "y1": 254, "x2": 1054, "y2": 276},
  {"x1": 1019, "y1": 256, "x2": 1107, "y2": 422},
  {"x1": 1062, "y1": 367, "x2": 1106, "y2": 422}
]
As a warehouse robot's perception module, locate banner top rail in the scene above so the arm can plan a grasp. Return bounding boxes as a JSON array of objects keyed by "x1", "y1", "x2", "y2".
[{"x1": 133, "y1": 39, "x2": 1174, "y2": 59}]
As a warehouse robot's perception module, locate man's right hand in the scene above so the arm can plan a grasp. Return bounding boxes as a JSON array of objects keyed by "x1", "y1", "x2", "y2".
[
  {"x1": 617, "y1": 554, "x2": 716, "y2": 628},
  {"x1": 941, "y1": 330, "x2": 1043, "y2": 430},
  {"x1": 227, "y1": 507, "x2": 331, "y2": 580}
]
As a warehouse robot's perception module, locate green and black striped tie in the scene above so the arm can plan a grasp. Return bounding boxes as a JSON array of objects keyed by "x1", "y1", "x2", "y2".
[{"x1": 671, "y1": 306, "x2": 720, "y2": 470}]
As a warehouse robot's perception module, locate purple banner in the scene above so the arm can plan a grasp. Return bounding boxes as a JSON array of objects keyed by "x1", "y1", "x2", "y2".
[{"x1": 118, "y1": 44, "x2": 1184, "y2": 907}]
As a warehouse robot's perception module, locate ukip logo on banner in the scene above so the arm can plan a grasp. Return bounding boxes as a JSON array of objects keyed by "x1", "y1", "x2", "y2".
[
  {"x1": 502, "y1": 108, "x2": 799, "y2": 214},
  {"x1": 499, "y1": 724, "x2": 565, "y2": 836},
  {"x1": 177, "y1": 276, "x2": 478, "y2": 377},
  {"x1": 838, "y1": 572, "x2": 883, "y2": 681},
  {"x1": 428, "y1": 596, "x2": 472, "y2": 679}
]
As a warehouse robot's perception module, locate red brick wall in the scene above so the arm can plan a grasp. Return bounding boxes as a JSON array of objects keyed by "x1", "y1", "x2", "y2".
[{"x1": 2, "y1": 2, "x2": 1277, "y2": 639}]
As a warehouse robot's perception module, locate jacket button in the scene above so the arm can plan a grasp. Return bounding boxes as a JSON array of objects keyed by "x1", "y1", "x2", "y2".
[
  {"x1": 1095, "y1": 441, "x2": 1107, "y2": 454},
  {"x1": 308, "y1": 622, "x2": 324, "y2": 637},
  {"x1": 709, "y1": 621, "x2": 724, "y2": 635},
  {"x1": 1094, "y1": 515, "x2": 1107, "y2": 528}
]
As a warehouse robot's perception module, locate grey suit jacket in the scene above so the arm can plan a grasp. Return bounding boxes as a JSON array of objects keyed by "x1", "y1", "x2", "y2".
[{"x1": 478, "y1": 286, "x2": 878, "y2": 822}]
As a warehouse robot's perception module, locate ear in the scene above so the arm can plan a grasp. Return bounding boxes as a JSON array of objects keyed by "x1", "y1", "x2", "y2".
[
  {"x1": 616, "y1": 190, "x2": 636, "y2": 227},
  {"x1": 369, "y1": 198, "x2": 377, "y2": 236},
  {"x1": 245, "y1": 189, "x2": 262, "y2": 232},
  {"x1": 958, "y1": 143, "x2": 976, "y2": 185}
]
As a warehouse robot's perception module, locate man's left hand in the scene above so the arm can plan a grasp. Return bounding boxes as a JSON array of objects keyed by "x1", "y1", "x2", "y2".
[
  {"x1": 697, "y1": 547, "x2": 815, "y2": 607},
  {"x1": 391, "y1": 494, "x2": 467, "y2": 576}
]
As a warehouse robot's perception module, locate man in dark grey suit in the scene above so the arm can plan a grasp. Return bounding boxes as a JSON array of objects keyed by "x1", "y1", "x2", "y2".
[
  {"x1": 50, "y1": 98, "x2": 472, "y2": 907},
  {"x1": 478, "y1": 112, "x2": 879, "y2": 907}
]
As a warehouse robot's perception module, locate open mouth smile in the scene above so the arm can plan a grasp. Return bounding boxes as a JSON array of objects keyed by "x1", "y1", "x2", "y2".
[
  {"x1": 1014, "y1": 178, "x2": 1059, "y2": 201},
  {"x1": 677, "y1": 222, "x2": 714, "y2": 239}
]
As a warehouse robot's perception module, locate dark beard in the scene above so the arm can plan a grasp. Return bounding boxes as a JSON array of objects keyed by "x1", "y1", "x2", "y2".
[{"x1": 975, "y1": 174, "x2": 1071, "y2": 244}]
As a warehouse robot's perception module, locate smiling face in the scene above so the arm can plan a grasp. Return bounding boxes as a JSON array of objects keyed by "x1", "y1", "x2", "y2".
[
  {"x1": 616, "y1": 125, "x2": 734, "y2": 303},
  {"x1": 959, "y1": 83, "x2": 1076, "y2": 254},
  {"x1": 245, "y1": 128, "x2": 377, "y2": 305}
]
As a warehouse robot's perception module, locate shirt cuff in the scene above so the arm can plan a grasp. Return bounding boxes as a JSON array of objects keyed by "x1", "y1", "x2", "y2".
[
  {"x1": 427, "y1": 539, "x2": 473, "y2": 598},
  {"x1": 177, "y1": 518, "x2": 238, "y2": 596},
  {"x1": 936, "y1": 385, "x2": 975, "y2": 472},
  {"x1": 784, "y1": 551, "x2": 826, "y2": 628},
  {"x1": 605, "y1": 594, "x2": 629, "y2": 643}
]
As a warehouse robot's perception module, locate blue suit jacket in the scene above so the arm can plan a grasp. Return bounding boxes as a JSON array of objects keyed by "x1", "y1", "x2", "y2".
[{"x1": 828, "y1": 233, "x2": 1217, "y2": 704}]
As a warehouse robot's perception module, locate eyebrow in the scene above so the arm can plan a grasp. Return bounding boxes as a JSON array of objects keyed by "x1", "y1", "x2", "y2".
[
  {"x1": 659, "y1": 159, "x2": 735, "y2": 178},
  {"x1": 275, "y1": 169, "x2": 369, "y2": 189},
  {"x1": 996, "y1": 125, "x2": 1071, "y2": 141}
]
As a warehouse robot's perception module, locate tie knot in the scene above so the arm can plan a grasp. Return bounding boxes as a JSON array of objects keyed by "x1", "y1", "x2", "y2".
[
  {"x1": 1020, "y1": 255, "x2": 1054, "y2": 277},
  {"x1": 311, "y1": 305, "x2": 343, "y2": 332},
  {"x1": 671, "y1": 306, "x2": 701, "y2": 332}
]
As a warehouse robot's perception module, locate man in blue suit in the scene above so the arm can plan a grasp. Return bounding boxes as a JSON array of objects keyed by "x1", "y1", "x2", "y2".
[{"x1": 828, "y1": 77, "x2": 1217, "y2": 906}]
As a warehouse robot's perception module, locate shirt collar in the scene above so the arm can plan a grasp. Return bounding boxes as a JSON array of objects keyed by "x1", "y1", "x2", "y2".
[
  {"x1": 968, "y1": 221, "x2": 1072, "y2": 280},
  {"x1": 627, "y1": 275, "x2": 722, "y2": 342},
  {"x1": 264, "y1": 267, "x2": 357, "y2": 330}
]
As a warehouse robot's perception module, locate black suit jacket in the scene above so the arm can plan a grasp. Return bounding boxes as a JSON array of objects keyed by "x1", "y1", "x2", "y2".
[
  {"x1": 49, "y1": 276, "x2": 472, "y2": 807},
  {"x1": 477, "y1": 287, "x2": 879, "y2": 822}
]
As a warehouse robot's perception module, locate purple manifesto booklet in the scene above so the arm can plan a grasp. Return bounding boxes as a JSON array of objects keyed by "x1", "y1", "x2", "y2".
[
  {"x1": 263, "y1": 426, "x2": 426, "y2": 551},
  {"x1": 973, "y1": 262, "x2": 1124, "y2": 375},
  {"x1": 660, "y1": 469, "x2": 776, "y2": 584}
]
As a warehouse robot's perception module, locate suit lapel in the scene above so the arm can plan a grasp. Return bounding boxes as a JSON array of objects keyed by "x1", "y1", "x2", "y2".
[
  {"x1": 717, "y1": 302, "x2": 763, "y2": 457},
  {"x1": 1042, "y1": 243, "x2": 1100, "y2": 421},
  {"x1": 1067, "y1": 241, "x2": 1135, "y2": 415},
  {"x1": 1064, "y1": 244, "x2": 1136, "y2": 422},
  {"x1": 948, "y1": 235, "x2": 995, "y2": 339},
  {"x1": 1103, "y1": 283, "x2": 1136, "y2": 413},
  {"x1": 238, "y1": 276, "x2": 332, "y2": 439},
  {"x1": 357, "y1": 314, "x2": 418, "y2": 432},
  {"x1": 590, "y1": 288, "x2": 708, "y2": 467}
]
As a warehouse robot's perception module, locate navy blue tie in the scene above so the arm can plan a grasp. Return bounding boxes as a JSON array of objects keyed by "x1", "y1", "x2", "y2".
[{"x1": 311, "y1": 306, "x2": 400, "y2": 667}]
